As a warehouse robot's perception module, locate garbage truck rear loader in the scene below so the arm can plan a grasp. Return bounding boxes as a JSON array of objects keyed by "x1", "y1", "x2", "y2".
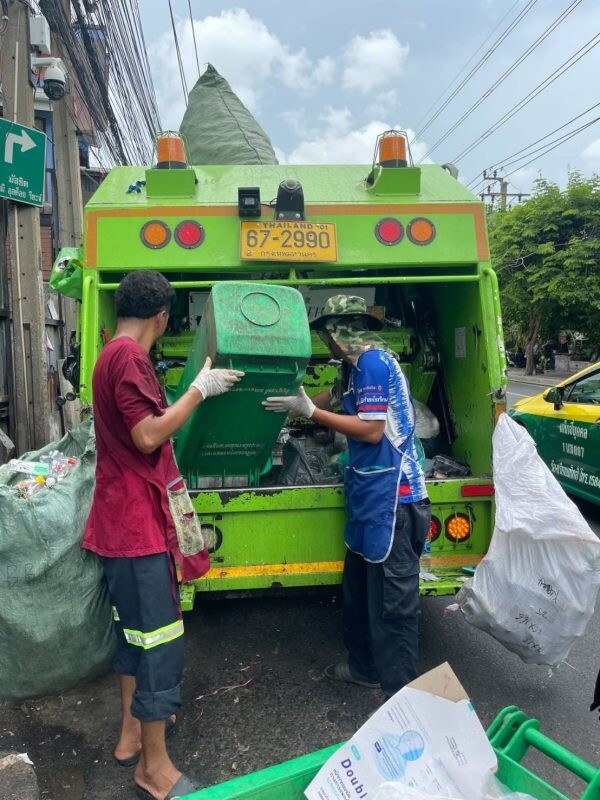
[{"x1": 55, "y1": 130, "x2": 507, "y2": 609}]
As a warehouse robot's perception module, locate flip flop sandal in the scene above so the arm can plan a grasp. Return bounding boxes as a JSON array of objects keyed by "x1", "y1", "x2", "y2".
[
  {"x1": 114, "y1": 715, "x2": 177, "y2": 767},
  {"x1": 323, "y1": 662, "x2": 380, "y2": 689},
  {"x1": 134, "y1": 773, "x2": 199, "y2": 799}
]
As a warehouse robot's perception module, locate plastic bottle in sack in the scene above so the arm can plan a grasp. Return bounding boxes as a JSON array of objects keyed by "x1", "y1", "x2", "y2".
[
  {"x1": 17, "y1": 475, "x2": 46, "y2": 498},
  {"x1": 420, "y1": 532, "x2": 432, "y2": 570},
  {"x1": 50, "y1": 455, "x2": 76, "y2": 481},
  {"x1": 4, "y1": 458, "x2": 49, "y2": 477}
]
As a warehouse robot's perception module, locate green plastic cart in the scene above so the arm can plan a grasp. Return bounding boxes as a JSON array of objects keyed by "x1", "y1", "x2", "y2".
[{"x1": 181, "y1": 706, "x2": 600, "y2": 800}]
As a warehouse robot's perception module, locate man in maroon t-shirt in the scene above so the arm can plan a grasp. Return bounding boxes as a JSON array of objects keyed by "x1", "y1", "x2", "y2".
[{"x1": 83, "y1": 270, "x2": 243, "y2": 800}]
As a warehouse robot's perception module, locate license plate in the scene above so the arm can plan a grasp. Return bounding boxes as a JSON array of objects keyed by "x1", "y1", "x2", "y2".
[{"x1": 240, "y1": 220, "x2": 337, "y2": 262}]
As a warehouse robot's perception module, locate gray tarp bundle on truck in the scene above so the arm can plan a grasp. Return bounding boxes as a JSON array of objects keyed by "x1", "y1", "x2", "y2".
[
  {"x1": 0, "y1": 422, "x2": 114, "y2": 700},
  {"x1": 180, "y1": 63, "x2": 278, "y2": 165}
]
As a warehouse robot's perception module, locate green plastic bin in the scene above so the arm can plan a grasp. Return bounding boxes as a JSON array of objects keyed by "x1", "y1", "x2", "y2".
[
  {"x1": 181, "y1": 707, "x2": 600, "y2": 799},
  {"x1": 49, "y1": 247, "x2": 83, "y2": 300},
  {"x1": 174, "y1": 282, "x2": 311, "y2": 486}
]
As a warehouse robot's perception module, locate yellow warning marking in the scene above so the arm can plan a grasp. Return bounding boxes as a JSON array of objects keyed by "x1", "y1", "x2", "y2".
[{"x1": 205, "y1": 561, "x2": 344, "y2": 579}]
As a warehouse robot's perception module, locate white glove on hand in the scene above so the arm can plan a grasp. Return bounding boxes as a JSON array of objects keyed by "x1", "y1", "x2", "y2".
[
  {"x1": 191, "y1": 357, "x2": 244, "y2": 400},
  {"x1": 262, "y1": 386, "x2": 316, "y2": 419}
]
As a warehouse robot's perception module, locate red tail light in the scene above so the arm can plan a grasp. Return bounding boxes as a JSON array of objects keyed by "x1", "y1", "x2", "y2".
[
  {"x1": 375, "y1": 218, "x2": 403, "y2": 246},
  {"x1": 175, "y1": 220, "x2": 205, "y2": 249},
  {"x1": 461, "y1": 484, "x2": 495, "y2": 497},
  {"x1": 429, "y1": 515, "x2": 441, "y2": 542}
]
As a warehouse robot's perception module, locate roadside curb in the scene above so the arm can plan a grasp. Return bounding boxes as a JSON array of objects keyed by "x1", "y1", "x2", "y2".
[{"x1": 507, "y1": 371, "x2": 571, "y2": 388}]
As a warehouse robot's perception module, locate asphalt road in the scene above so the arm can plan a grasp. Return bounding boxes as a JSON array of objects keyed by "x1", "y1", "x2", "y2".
[
  {"x1": 1, "y1": 379, "x2": 598, "y2": 799},
  {"x1": 507, "y1": 379, "x2": 545, "y2": 409}
]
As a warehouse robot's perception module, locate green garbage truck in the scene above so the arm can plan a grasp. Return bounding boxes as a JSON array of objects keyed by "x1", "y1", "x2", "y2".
[{"x1": 52, "y1": 129, "x2": 507, "y2": 609}]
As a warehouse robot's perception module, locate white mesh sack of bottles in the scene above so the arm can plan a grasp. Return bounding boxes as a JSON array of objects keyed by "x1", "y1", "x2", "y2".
[{"x1": 0, "y1": 421, "x2": 115, "y2": 700}]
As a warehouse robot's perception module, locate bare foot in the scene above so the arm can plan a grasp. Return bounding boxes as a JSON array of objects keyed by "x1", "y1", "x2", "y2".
[
  {"x1": 114, "y1": 715, "x2": 176, "y2": 763},
  {"x1": 114, "y1": 717, "x2": 141, "y2": 762},
  {"x1": 134, "y1": 760, "x2": 182, "y2": 800}
]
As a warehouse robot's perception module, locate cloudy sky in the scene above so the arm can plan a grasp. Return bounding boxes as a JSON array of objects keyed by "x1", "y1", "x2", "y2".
[{"x1": 140, "y1": 0, "x2": 600, "y2": 198}]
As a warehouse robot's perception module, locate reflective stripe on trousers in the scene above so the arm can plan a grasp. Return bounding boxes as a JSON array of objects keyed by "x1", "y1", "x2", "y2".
[{"x1": 123, "y1": 619, "x2": 184, "y2": 650}]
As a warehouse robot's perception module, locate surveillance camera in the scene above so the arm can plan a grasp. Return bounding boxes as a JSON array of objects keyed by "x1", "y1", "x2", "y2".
[
  {"x1": 43, "y1": 62, "x2": 67, "y2": 100},
  {"x1": 31, "y1": 57, "x2": 67, "y2": 102}
]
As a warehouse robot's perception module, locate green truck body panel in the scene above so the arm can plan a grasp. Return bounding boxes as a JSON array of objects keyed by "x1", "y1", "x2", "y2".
[{"x1": 70, "y1": 155, "x2": 507, "y2": 600}]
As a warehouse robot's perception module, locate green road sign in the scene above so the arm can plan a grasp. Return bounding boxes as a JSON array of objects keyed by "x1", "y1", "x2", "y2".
[{"x1": 0, "y1": 118, "x2": 47, "y2": 207}]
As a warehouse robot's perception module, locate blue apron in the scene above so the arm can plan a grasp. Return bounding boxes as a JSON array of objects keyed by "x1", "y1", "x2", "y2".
[{"x1": 342, "y1": 383, "x2": 405, "y2": 563}]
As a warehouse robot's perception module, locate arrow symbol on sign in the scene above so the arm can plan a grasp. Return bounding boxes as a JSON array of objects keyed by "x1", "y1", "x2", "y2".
[{"x1": 4, "y1": 129, "x2": 36, "y2": 164}]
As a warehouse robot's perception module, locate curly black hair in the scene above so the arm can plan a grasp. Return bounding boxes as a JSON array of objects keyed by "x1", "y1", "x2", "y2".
[{"x1": 115, "y1": 271, "x2": 176, "y2": 319}]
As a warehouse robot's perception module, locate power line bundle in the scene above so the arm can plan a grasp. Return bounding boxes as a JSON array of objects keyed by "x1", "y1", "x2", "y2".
[
  {"x1": 419, "y1": 0, "x2": 584, "y2": 163},
  {"x1": 39, "y1": 0, "x2": 161, "y2": 166},
  {"x1": 409, "y1": 0, "x2": 598, "y2": 199}
]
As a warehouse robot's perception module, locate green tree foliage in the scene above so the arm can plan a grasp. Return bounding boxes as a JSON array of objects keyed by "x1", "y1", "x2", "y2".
[{"x1": 489, "y1": 173, "x2": 600, "y2": 373}]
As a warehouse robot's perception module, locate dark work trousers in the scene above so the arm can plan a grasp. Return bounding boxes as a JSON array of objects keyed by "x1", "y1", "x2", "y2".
[
  {"x1": 342, "y1": 499, "x2": 431, "y2": 696},
  {"x1": 101, "y1": 553, "x2": 184, "y2": 722}
]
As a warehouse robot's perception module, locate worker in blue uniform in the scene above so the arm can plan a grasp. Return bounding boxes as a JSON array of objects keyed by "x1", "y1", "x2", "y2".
[{"x1": 264, "y1": 295, "x2": 431, "y2": 697}]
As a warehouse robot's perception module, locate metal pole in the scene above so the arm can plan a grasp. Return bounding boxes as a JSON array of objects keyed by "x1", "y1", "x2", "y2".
[
  {"x1": 11, "y1": 34, "x2": 31, "y2": 442},
  {"x1": 4, "y1": 1, "x2": 50, "y2": 450},
  {"x1": 97, "y1": 274, "x2": 482, "y2": 291}
]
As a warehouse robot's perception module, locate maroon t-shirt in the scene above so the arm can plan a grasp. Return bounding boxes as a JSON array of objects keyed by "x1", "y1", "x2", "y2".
[{"x1": 82, "y1": 336, "x2": 179, "y2": 558}]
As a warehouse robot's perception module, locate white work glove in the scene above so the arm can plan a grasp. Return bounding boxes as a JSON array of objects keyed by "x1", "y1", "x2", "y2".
[
  {"x1": 262, "y1": 386, "x2": 316, "y2": 419},
  {"x1": 191, "y1": 357, "x2": 244, "y2": 400}
]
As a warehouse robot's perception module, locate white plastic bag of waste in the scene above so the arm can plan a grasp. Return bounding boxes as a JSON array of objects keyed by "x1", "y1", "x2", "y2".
[
  {"x1": 414, "y1": 399, "x2": 440, "y2": 440},
  {"x1": 373, "y1": 771, "x2": 537, "y2": 800},
  {"x1": 452, "y1": 414, "x2": 600, "y2": 666}
]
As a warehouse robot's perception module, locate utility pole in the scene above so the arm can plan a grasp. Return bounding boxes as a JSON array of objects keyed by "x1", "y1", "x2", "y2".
[
  {"x1": 51, "y1": 0, "x2": 83, "y2": 297},
  {"x1": 4, "y1": 1, "x2": 50, "y2": 452},
  {"x1": 50, "y1": 0, "x2": 83, "y2": 428},
  {"x1": 480, "y1": 170, "x2": 530, "y2": 210}
]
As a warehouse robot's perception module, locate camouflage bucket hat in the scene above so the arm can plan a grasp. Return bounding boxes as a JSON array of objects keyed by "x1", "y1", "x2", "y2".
[
  {"x1": 322, "y1": 318, "x2": 389, "y2": 357},
  {"x1": 309, "y1": 294, "x2": 383, "y2": 331}
]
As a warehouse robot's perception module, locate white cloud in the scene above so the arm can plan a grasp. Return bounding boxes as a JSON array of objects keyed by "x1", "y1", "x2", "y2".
[
  {"x1": 342, "y1": 30, "x2": 409, "y2": 94},
  {"x1": 279, "y1": 48, "x2": 313, "y2": 91},
  {"x1": 365, "y1": 89, "x2": 401, "y2": 119},
  {"x1": 506, "y1": 167, "x2": 541, "y2": 194},
  {"x1": 151, "y1": 9, "x2": 336, "y2": 129},
  {"x1": 273, "y1": 145, "x2": 288, "y2": 165},
  {"x1": 282, "y1": 107, "x2": 429, "y2": 165},
  {"x1": 314, "y1": 56, "x2": 336, "y2": 85},
  {"x1": 582, "y1": 137, "x2": 600, "y2": 164}
]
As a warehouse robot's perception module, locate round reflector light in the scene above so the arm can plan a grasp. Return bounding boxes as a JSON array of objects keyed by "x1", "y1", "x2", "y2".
[
  {"x1": 407, "y1": 217, "x2": 435, "y2": 245},
  {"x1": 375, "y1": 218, "x2": 403, "y2": 246},
  {"x1": 445, "y1": 513, "x2": 471, "y2": 542},
  {"x1": 140, "y1": 220, "x2": 170, "y2": 249},
  {"x1": 175, "y1": 220, "x2": 205, "y2": 249},
  {"x1": 429, "y1": 515, "x2": 441, "y2": 542}
]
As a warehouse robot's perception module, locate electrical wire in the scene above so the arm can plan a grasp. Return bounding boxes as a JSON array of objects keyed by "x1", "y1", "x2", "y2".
[
  {"x1": 168, "y1": 0, "x2": 189, "y2": 107},
  {"x1": 410, "y1": 0, "x2": 522, "y2": 141},
  {"x1": 503, "y1": 116, "x2": 600, "y2": 177},
  {"x1": 467, "y1": 100, "x2": 600, "y2": 188},
  {"x1": 419, "y1": 0, "x2": 583, "y2": 161},
  {"x1": 39, "y1": 0, "x2": 162, "y2": 165},
  {"x1": 450, "y1": 31, "x2": 600, "y2": 166},
  {"x1": 188, "y1": 0, "x2": 201, "y2": 82},
  {"x1": 411, "y1": 0, "x2": 539, "y2": 146}
]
